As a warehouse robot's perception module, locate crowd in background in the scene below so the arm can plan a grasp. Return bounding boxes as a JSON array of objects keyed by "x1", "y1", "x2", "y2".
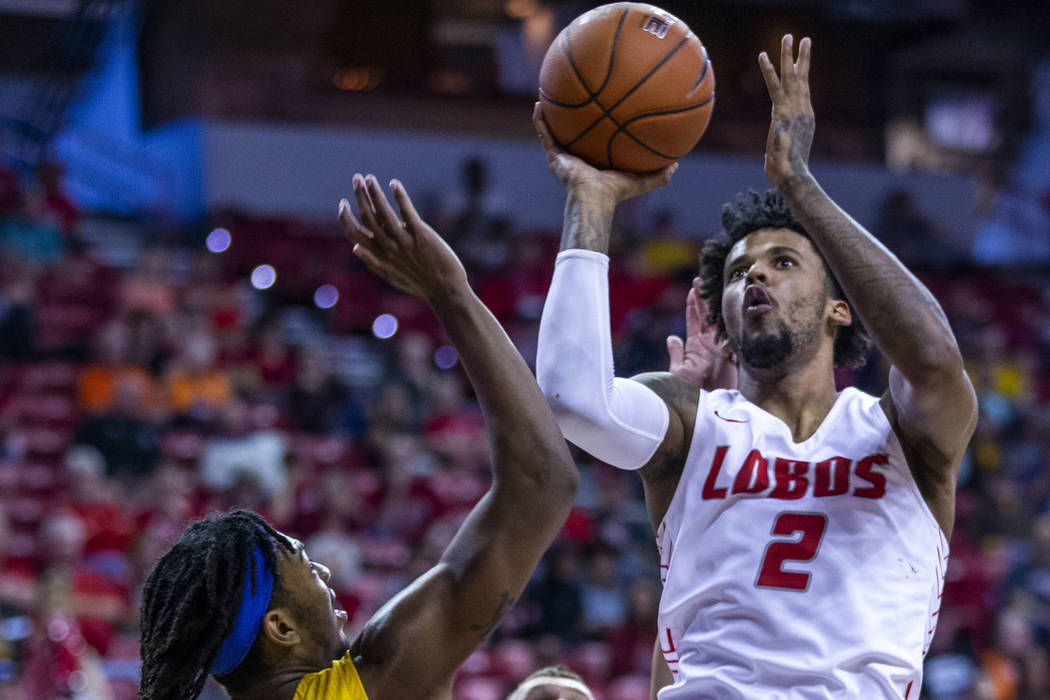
[{"x1": 0, "y1": 148, "x2": 1048, "y2": 700}]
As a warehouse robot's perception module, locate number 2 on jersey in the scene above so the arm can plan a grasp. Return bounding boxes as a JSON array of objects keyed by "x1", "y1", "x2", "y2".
[{"x1": 755, "y1": 512, "x2": 828, "y2": 591}]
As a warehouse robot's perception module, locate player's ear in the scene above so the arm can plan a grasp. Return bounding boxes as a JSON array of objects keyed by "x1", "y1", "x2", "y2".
[
  {"x1": 260, "y1": 608, "x2": 301, "y2": 647},
  {"x1": 828, "y1": 298, "x2": 852, "y2": 328}
]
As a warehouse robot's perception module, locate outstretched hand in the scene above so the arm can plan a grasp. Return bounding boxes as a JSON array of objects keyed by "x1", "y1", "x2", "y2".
[
  {"x1": 533, "y1": 103, "x2": 677, "y2": 206},
  {"x1": 667, "y1": 279, "x2": 737, "y2": 390},
  {"x1": 759, "y1": 34, "x2": 814, "y2": 190},
  {"x1": 339, "y1": 174, "x2": 469, "y2": 305}
]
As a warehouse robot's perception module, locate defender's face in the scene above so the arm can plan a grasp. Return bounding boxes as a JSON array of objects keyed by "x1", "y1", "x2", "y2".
[
  {"x1": 722, "y1": 228, "x2": 831, "y2": 370},
  {"x1": 275, "y1": 534, "x2": 350, "y2": 663}
]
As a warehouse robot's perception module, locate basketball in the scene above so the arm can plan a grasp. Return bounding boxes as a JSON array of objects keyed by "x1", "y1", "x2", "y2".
[{"x1": 538, "y1": 3, "x2": 715, "y2": 173}]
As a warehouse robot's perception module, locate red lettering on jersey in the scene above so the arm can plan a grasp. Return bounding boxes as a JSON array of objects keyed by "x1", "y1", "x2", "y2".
[
  {"x1": 661, "y1": 627, "x2": 677, "y2": 654},
  {"x1": 661, "y1": 627, "x2": 680, "y2": 678},
  {"x1": 732, "y1": 449, "x2": 770, "y2": 494},
  {"x1": 702, "y1": 445, "x2": 730, "y2": 500},
  {"x1": 770, "y1": 458, "x2": 810, "y2": 499},
  {"x1": 853, "y1": 454, "x2": 888, "y2": 498},
  {"x1": 813, "y1": 456, "x2": 851, "y2": 497}
]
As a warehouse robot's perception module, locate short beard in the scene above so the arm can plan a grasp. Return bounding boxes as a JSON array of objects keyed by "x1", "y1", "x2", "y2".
[{"x1": 737, "y1": 323, "x2": 795, "y2": 369}]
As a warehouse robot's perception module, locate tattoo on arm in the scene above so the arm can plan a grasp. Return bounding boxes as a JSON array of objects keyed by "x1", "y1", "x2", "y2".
[
  {"x1": 633, "y1": 372, "x2": 699, "y2": 479},
  {"x1": 783, "y1": 178, "x2": 958, "y2": 374},
  {"x1": 468, "y1": 591, "x2": 516, "y2": 637},
  {"x1": 773, "y1": 114, "x2": 815, "y2": 189},
  {"x1": 560, "y1": 196, "x2": 614, "y2": 253}
]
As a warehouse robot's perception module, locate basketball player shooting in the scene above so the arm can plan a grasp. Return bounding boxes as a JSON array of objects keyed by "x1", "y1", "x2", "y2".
[
  {"x1": 138, "y1": 175, "x2": 579, "y2": 700},
  {"x1": 535, "y1": 35, "x2": 977, "y2": 698}
]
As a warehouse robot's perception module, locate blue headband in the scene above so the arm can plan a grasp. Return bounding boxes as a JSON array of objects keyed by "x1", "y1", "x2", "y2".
[{"x1": 212, "y1": 544, "x2": 274, "y2": 676}]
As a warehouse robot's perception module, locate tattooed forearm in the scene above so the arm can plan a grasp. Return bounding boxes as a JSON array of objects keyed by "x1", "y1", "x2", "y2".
[
  {"x1": 468, "y1": 591, "x2": 516, "y2": 638},
  {"x1": 560, "y1": 193, "x2": 615, "y2": 253},
  {"x1": 773, "y1": 115, "x2": 815, "y2": 181},
  {"x1": 780, "y1": 175, "x2": 961, "y2": 377}
]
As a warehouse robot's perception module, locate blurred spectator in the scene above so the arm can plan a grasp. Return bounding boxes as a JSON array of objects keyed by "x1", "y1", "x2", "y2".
[
  {"x1": 369, "y1": 382, "x2": 422, "y2": 443},
  {"x1": 639, "y1": 210, "x2": 699, "y2": 275},
  {"x1": 0, "y1": 260, "x2": 37, "y2": 360},
  {"x1": 423, "y1": 372, "x2": 486, "y2": 465},
  {"x1": 284, "y1": 349, "x2": 360, "y2": 435},
  {"x1": 977, "y1": 603, "x2": 1048, "y2": 699},
  {"x1": 526, "y1": 544, "x2": 584, "y2": 646},
  {"x1": 64, "y1": 446, "x2": 136, "y2": 566},
  {"x1": 166, "y1": 329, "x2": 232, "y2": 425},
  {"x1": 244, "y1": 316, "x2": 297, "y2": 390},
  {"x1": 923, "y1": 627, "x2": 981, "y2": 700},
  {"x1": 20, "y1": 570, "x2": 115, "y2": 700},
  {"x1": 77, "y1": 320, "x2": 159, "y2": 413},
  {"x1": 73, "y1": 378, "x2": 162, "y2": 480},
  {"x1": 580, "y1": 540, "x2": 627, "y2": 640},
  {"x1": 38, "y1": 514, "x2": 131, "y2": 657},
  {"x1": 181, "y1": 252, "x2": 244, "y2": 331},
  {"x1": 199, "y1": 399, "x2": 287, "y2": 497},
  {"x1": 121, "y1": 248, "x2": 177, "y2": 317},
  {"x1": 607, "y1": 579, "x2": 662, "y2": 678},
  {"x1": 0, "y1": 135, "x2": 20, "y2": 216},
  {"x1": 37, "y1": 160, "x2": 79, "y2": 235},
  {"x1": 443, "y1": 156, "x2": 512, "y2": 270},
  {"x1": 0, "y1": 186, "x2": 66, "y2": 263},
  {"x1": 0, "y1": 504, "x2": 34, "y2": 611},
  {"x1": 875, "y1": 189, "x2": 963, "y2": 268},
  {"x1": 124, "y1": 309, "x2": 171, "y2": 378},
  {"x1": 374, "y1": 432, "x2": 440, "y2": 544}
]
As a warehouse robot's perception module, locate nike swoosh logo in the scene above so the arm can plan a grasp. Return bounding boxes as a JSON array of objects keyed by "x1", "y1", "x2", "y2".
[{"x1": 714, "y1": 410, "x2": 749, "y2": 424}]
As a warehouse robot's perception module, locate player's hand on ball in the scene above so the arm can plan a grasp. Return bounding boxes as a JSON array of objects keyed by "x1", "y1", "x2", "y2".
[
  {"x1": 533, "y1": 103, "x2": 678, "y2": 206},
  {"x1": 340, "y1": 174, "x2": 469, "y2": 304},
  {"x1": 759, "y1": 34, "x2": 814, "y2": 190},
  {"x1": 667, "y1": 279, "x2": 737, "y2": 390}
]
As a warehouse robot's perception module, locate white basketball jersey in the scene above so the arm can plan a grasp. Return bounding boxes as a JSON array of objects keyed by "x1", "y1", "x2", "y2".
[{"x1": 656, "y1": 388, "x2": 947, "y2": 700}]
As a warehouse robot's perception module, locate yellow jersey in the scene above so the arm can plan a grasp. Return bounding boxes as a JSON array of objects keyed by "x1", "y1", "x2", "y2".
[{"x1": 293, "y1": 652, "x2": 369, "y2": 700}]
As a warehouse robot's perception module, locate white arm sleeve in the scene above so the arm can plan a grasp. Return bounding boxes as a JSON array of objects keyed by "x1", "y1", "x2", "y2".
[{"x1": 536, "y1": 249, "x2": 670, "y2": 470}]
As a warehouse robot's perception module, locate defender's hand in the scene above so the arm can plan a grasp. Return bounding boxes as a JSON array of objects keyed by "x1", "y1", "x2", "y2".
[
  {"x1": 667, "y1": 279, "x2": 737, "y2": 390},
  {"x1": 533, "y1": 103, "x2": 677, "y2": 206},
  {"x1": 340, "y1": 174, "x2": 469, "y2": 305},
  {"x1": 759, "y1": 35, "x2": 814, "y2": 190}
]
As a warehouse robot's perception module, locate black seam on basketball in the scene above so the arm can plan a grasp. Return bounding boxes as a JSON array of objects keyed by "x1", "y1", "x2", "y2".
[
  {"x1": 564, "y1": 94, "x2": 619, "y2": 149},
  {"x1": 539, "y1": 86, "x2": 593, "y2": 109},
  {"x1": 612, "y1": 93, "x2": 716, "y2": 161},
  {"x1": 604, "y1": 34, "x2": 692, "y2": 117},
  {"x1": 564, "y1": 33, "x2": 692, "y2": 151},
  {"x1": 559, "y1": 18, "x2": 624, "y2": 149},
  {"x1": 689, "y1": 51, "x2": 711, "y2": 97},
  {"x1": 594, "y1": 5, "x2": 632, "y2": 101},
  {"x1": 562, "y1": 29, "x2": 597, "y2": 105}
]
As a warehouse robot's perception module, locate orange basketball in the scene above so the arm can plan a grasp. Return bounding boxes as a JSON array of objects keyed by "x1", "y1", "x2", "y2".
[{"x1": 538, "y1": 3, "x2": 715, "y2": 173}]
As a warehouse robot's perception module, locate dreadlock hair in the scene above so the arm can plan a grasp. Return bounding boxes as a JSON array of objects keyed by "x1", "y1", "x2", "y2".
[
  {"x1": 698, "y1": 189, "x2": 871, "y2": 369},
  {"x1": 139, "y1": 510, "x2": 295, "y2": 700}
]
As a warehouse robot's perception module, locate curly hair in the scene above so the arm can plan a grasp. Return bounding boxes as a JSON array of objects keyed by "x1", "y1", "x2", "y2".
[
  {"x1": 698, "y1": 189, "x2": 870, "y2": 369},
  {"x1": 139, "y1": 510, "x2": 296, "y2": 700}
]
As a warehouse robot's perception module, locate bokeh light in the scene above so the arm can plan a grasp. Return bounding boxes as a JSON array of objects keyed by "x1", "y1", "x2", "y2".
[
  {"x1": 314, "y1": 284, "x2": 339, "y2": 309},
  {"x1": 434, "y1": 345, "x2": 458, "y2": 369},
  {"x1": 372, "y1": 313, "x2": 398, "y2": 339},
  {"x1": 205, "y1": 228, "x2": 231, "y2": 253},
  {"x1": 250, "y1": 264, "x2": 276, "y2": 290}
]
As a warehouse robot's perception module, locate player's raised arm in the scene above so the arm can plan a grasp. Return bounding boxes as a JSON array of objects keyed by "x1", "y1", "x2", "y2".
[
  {"x1": 532, "y1": 105, "x2": 700, "y2": 516},
  {"x1": 758, "y1": 35, "x2": 976, "y2": 534},
  {"x1": 338, "y1": 175, "x2": 578, "y2": 697}
]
